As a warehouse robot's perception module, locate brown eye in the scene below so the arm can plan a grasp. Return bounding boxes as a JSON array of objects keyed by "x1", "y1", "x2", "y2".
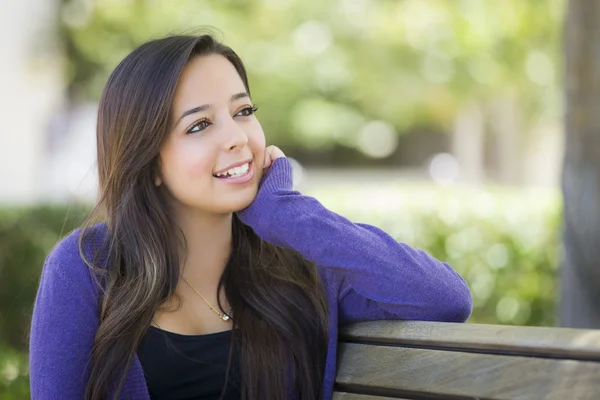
[
  {"x1": 187, "y1": 119, "x2": 211, "y2": 134},
  {"x1": 235, "y1": 106, "x2": 258, "y2": 117}
]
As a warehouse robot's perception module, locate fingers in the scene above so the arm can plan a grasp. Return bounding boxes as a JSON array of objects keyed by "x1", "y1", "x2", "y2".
[
  {"x1": 263, "y1": 146, "x2": 272, "y2": 169},
  {"x1": 263, "y1": 145, "x2": 286, "y2": 171},
  {"x1": 271, "y1": 146, "x2": 285, "y2": 159}
]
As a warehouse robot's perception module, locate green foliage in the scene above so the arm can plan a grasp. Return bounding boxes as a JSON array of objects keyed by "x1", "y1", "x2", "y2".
[
  {"x1": 308, "y1": 183, "x2": 561, "y2": 327},
  {"x1": 0, "y1": 204, "x2": 89, "y2": 351},
  {"x1": 0, "y1": 205, "x2": 88, "y2": 399},
  {"x1": 57, "y1": 0, "x2": 565, "y2": 150},
  {"x1": 0, "y1": 185, "x2": 560, "y2": 398},
  {"x1": 0, "y1": 346, "x2": 29, "y2": 400}
]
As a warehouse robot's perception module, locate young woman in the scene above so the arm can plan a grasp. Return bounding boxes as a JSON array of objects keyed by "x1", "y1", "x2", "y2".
[{"x1": 29, "y1": 34, "x2": 472, "y2": 400}]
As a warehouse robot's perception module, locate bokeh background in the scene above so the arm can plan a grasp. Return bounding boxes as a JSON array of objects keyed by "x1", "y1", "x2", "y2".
[{"x1": 0, "y1": 0, "x2": 572, "y2": 397}]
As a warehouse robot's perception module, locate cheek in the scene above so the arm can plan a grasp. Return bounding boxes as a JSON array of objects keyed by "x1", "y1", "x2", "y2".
[
  {"x1": 252, "y1": 130, "x2": 266, "y2": 148},
  {"x1": 247, "y1": 123, "x2": 266, "y2": 159},
  {"x1": 161, "y1": 142, "x2": 215, "y2": 186}
]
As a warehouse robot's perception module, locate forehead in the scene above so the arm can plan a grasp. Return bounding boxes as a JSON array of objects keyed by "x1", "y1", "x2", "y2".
[{"x1": 172, "y1": 54, "x2": 246, "y2": 112}]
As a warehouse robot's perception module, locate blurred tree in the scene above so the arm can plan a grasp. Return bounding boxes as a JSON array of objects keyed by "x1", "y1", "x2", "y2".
[
  {"x1": 560, "y1": 0, "x2": 600, "y2": 328},
  {"x1": 56, "y1": 0, "x2": 564, "y2": 166}
]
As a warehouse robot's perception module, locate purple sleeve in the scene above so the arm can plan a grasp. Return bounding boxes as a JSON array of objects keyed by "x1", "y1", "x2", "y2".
[
  {"x1": 237, "y1": 158, "x2": 472, "y2": 324},
  {"x1": 29, "y1": 231, "x2": 99, "y2": 399}
]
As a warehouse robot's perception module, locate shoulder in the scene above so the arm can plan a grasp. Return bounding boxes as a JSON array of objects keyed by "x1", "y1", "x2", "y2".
[
  {"x1": 46, "y1": 222, "x2": 108, "y2": 268},
  {"x1": 42, "y1": 223, "x2": 109, "y2": 295}
]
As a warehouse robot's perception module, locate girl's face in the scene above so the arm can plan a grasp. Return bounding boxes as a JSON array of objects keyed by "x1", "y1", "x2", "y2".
[{"x1": 157, "y1": 54, "x2": 266, "y2": 216}]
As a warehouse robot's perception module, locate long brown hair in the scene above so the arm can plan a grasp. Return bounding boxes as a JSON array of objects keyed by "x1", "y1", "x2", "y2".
[{"x1": 79, "y1": 33, "x2": 329, "y2": 400}]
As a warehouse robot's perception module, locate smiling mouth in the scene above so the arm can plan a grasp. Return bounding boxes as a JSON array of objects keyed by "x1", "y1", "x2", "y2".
[{"x1": 213, "y1": 162, "x2": 251, "y2": 179}]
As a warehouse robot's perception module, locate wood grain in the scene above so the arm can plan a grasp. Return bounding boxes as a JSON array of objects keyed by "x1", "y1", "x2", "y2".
[
  {"x1": 339, "y1": 321, "x2": 600, "y2": 361},
  {"x1": 333, "y1": 393, "x2": 406, "y2": 400},
  {"x1": 336, "y1": 342, "x2": 600, "y2": 400}
]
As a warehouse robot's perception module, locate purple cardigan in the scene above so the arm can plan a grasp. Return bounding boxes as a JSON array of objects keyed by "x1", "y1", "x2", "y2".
[{"x1": 29, "y1": 158, "x2": 472, "y2": 399}]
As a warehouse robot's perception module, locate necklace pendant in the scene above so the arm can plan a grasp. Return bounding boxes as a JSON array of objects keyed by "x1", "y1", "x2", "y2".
[{"x1": 222, "y1": 313, "x2": 230, "y2": 321}]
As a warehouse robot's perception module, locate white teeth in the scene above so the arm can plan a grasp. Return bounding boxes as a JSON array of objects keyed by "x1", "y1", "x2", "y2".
[{"x1": 215, "y1": 162, "x2": 249, "y2": 178}]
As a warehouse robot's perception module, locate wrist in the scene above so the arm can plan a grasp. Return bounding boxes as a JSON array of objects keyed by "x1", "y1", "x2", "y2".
[
  {"x1": 237, "y1": 157, "x2": 293, "y2": 227},
  {"x1": 260, "y1": 157, "x2": 293, "y2": 193}
]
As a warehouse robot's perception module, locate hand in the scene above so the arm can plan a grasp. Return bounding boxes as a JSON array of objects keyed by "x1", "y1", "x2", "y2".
[
  {"x1": 263, "y1": 145, "x2": 286, "y2": 173},
  {"x1": 238, "y1": 145, "x2": 291, "y2": 235}
]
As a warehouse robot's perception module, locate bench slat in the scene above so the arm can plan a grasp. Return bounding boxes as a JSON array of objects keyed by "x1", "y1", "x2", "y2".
[
  {"x1": 336, "y1": 342, "x2": 600, "y2": 399},
  {"x1": 332, "y1": 393, "x2": 405, "y2": 400},
  {"x1": 339, "y1": 321, "x2": 600, "y2": 361}
]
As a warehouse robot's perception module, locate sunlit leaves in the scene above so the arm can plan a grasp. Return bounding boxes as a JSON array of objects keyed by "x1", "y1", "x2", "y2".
[{"x1": 59, "y1": 0, "x2": 565, "y2": 148}]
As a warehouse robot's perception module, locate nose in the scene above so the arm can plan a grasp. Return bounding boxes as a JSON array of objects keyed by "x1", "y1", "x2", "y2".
[{"x1": 221, "y1": 117, "x2": 248, "y2": 151}]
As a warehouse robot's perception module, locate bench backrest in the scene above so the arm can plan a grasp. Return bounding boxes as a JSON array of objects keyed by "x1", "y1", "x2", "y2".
[{"x1": 334, "y1": 320, "x2": 600, "y2": 399}]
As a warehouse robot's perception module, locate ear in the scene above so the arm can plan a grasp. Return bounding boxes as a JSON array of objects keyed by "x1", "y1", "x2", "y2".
[{"x1": 153, "y1": 158, "x2": 163, "y2": 187}]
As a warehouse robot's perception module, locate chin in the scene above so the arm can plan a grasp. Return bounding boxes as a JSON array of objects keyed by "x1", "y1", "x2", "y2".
[
  {"x1": 217, "y1": 191, "x2": 258, "y2": 215},
  {"x1": 233, "y1": 195, "x2": 256, "y2": 212}
]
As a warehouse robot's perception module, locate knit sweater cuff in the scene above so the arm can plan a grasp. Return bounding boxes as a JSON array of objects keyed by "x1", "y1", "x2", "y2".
[{"x1": 260, "y1": 157, "x2": 293, "y2": 193}]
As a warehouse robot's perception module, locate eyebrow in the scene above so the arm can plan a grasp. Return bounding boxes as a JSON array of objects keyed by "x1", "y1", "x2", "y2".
[{"x1": 174, "y1": 92, "x2": 250, "y2": 127}]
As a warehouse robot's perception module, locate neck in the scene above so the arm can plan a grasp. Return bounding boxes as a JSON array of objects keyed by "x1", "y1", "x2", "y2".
[{"x1": 174, "y1": 207, "x2": 233, "y2": 287}]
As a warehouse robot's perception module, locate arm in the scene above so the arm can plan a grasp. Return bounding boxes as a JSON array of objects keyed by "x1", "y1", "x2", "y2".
[
  {"x1": 238, "y1": 157, "x2": 472, "y2": 324},
  {"x1": 29, "y1": 231, "x2": 99, "y2": 399}
]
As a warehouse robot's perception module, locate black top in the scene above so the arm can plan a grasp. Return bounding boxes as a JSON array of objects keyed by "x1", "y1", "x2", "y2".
[{"x1": 137, "y1": 326, "x2": 241, "y2": 400}]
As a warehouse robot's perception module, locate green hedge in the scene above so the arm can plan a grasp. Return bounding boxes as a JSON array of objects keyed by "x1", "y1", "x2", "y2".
[
  {"x1": 0, "y1": 185, "x2": 561, "y2": 396},
  {"x1": 309, "y1": 182, "x2": 561, "y2": 327},
  {"x1": 0, "y1": 205, "x2": 89, "y2": 398}
]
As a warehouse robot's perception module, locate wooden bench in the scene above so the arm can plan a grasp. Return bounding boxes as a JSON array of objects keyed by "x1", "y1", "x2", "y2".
[{"x1": 334, "y1": 320, "x2": 600, "y2": 399}]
